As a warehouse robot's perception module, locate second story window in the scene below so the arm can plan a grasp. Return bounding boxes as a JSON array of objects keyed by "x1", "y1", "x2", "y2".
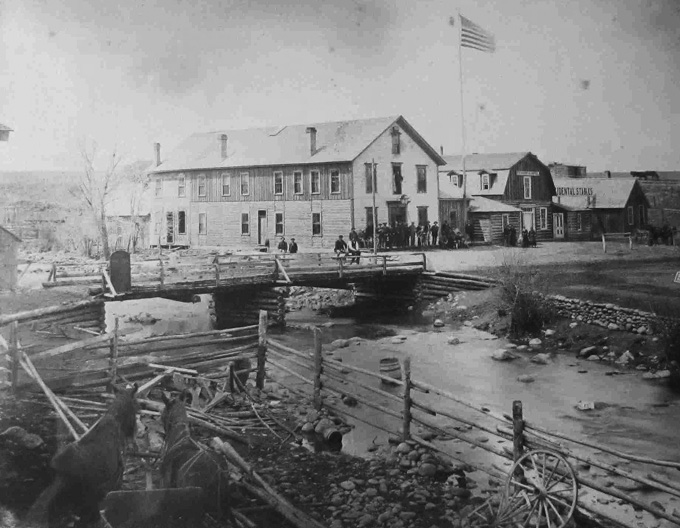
[
  {"x1": 311, "y1": 171, "x2": 320, "y2": 194},
  {"x1": 330, "y1": 170, "x2": 340, "y2": 194},
  {"x1": 417, "y1": 165, "x2": 427, "y2": 193},
  {"x1": 155, "y1": 178, "x2": 162, "y2": 197},
  {"x1": 198, "y1": 174, "x2": 207, "y2": 197},
  {"x1": 391, "y1": 126, "x2": 401, "y2": 155},
  {"x1": 523, "y1": 176, "x2": 532, "y2": 199},
  {"x1": 392, "y1": 164, "x2": 403, "y2": 195},
  {"x1": 481, "y1": 173, "x2": 490, "y2": 191},
  {"x1": 274, "y1": 171, "x2": 283, "y2": 195},
  {"x1": 365, "y1": 163, "x2": 374, "y2": 194},
  {"x1": 294, "y1": 171, "x2": 303, "y2": 194},
  {"x1": 221, "y1": 173, "x2": 230, "y2": 196},
  {"x1": 178, "y1": 174, "x2": 186, "y2": 197},
  {"x1": 240, "y1": 172, "x2": 250, "y2": 195}
]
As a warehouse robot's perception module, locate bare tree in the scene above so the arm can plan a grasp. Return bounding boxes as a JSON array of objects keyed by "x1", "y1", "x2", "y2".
[
  {"x1": 75, "y1": 140, "x2": 123, "y2": 260},
  {"x1": 121, "y1": 160, "x2": 151, "y2": 253}
]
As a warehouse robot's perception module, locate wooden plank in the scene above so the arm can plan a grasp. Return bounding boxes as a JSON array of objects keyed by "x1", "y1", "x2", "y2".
[{"x1": 29, "y1": 334, "x2": 112, "y2": 361}]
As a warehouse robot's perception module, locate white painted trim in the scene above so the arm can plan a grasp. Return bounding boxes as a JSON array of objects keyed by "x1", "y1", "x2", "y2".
[
  {"x1": 330, "y1": 168, "x2": 341, "y2": 194},
  {"x1": 273, "y1": 170, "x2": 284, "y2": 196},
  {"x1": 293, "y1": 170, "x2": 304, "y2": 195},
  {"x1": 178, "y1": 173, "x2": 186, "y2": 197},
  {"x1": 197, "y1": 173, "x2": 207, "y2": 197},
  {"x1": 220, "y1": 172, "x2": 231, "y2": 196},
  {"x1": 240, "y1": 172, "x2": 250, "y2": 196},
  {"x1": 310, "y1": 169, "x2": 321, "y2": 195}
]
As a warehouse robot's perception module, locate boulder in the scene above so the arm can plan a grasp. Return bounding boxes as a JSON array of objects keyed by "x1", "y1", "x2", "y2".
[
  {"x1": 447, "y1": 336, "x2": 461, "y2": 345},
  {"x1": 396, "y1": 442, "x2": 412, "y2": 454},
  {"x1": 339, "y1": 480, "x2": 356, "y2": 491},
  {"x1": 530, "y1": 353, "x2": 550, "y2": 365},
  {"x1": 391, "y1": 335, "x2": 408, "y2": 344},
  {"x1": 637, "y1": 326, "x2": 647, "y2": 334},
  {"x1": 301, "y1": 422, "x2": 315, "y2": 433},
  {"x1": 569, "y1": 322, "x2": 578, "y2": 328},
  {"x1": 616, "y1": 350, "x2": 634, "y2": 365},
  {"x1": 528, "y1": 338, "x2": 542, "y2": 347},
  {"x1": 417, "y1": 463, "x2": 438, "y2": 477},
  {"x1": 544, "y1": 329, "x2": 556, "y2": 337},
  {"x1": 433, "y1": 319, "x2": 445, "y2": 328},
  {"x1": 578, "y1": 346, "x2": 597, "y2": 358},
  {"x1": 0, "y1": 426, "x2": 43, "y2": 449},
  {"x1": 608, "y1": 323, "x2": 619, "y2": 331},
  {"x1": 491, "y1": 349, "x2": 518, "y2": 361}
]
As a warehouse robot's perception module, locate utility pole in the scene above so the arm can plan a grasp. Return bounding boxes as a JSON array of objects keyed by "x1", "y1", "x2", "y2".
[{"x1": 372, "y1": 159, "x2": 377, "y2": 255}]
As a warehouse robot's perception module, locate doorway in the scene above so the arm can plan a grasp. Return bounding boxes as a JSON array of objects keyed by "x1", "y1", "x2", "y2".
[
  {"x1": 521, "y1": 207, "x2": 535, "y2": 231},
  {"x1": 553, "y1": 213, "x2": 565, "y2": 239},
  {"x1": 257, "y1": 210, "x2": 267, "y2": 245},
  {"x1": 388, "y1": 203, "x2": 407, "y2": 226}
]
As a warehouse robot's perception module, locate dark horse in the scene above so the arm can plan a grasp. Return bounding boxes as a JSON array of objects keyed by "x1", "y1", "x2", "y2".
[
  {"x1": 25, "y1": 383, "x2": 138, "y2": 526},
  {"x1": 160, "y1": 393, "x2": 234, "y2": 523}
]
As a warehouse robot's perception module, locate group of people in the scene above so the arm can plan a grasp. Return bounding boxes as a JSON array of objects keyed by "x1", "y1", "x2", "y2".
[
  {"x1": 269, "y1": 236, "x2": 298, "y2": 254},
  {"x1": 352, "y1": 221, "x2": 468, "y2": 250},
  {"x1": 502, "y1": 224, "x2": 537, "y2": 248}
]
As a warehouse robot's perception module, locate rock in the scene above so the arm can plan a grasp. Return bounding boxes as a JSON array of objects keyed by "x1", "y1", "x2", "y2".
[
  {"x1": 342, "y1": 395, "x2": 358, "y2": 407},
  {"x1": 301, "y1": 422, "x2": 315, "y2": 433},
  {"x1": 314, "y1": 418, "x2": 335, "y2": 434},
  {"x1": 505, "y1": 343, "x2": 517, "y2": 349},
  {"x1": 517, "y1": 375, "x2": 535, "y2": 383},
  {"x1": 576, "y1": 401, "x2": 595, "y2": 411},
  {"x1": 637, "y1": 326, "x2": 647, "y2": 334},
  {"x1": 396, "y1": 442, "x2": 412, "y2": 454},
  {"x1": 339, "y1": 480, "x2": 356, "y2": 491},
  {"x1": 399, "y1": 512, "x2": 417, "y2": 521},
  {"x1": 0, "y1": 426, "x2": 44, "y2": 449},
  {"x1": 616, "y1": 350, "x2": 634, "y2": 365},
  {"x1": 331, "y1": 493, "x2": 345, "y2": 506},
  {"x1": 447, "y1": 336, "x2": 461, "y2": 345},
  {"x1": 608, "y1": 323, "x2": 619, "y2": 331},
  {"x1": 377, "y1": 512, "x2": 392, "y2": 524},
  {"x1": 569, "y1": 322, "x2": 578, "y2": 328},
  {"x1": 587, "y1": 355, "x2": 601, "y2": 361},
  {"x1": 450, "y1": 487, "x2": 472, "y2": 499},
  {"x1": 463, "y1": 320, "x2": 473, "y2": 327},
  {"x1": 364, "y1": 487, "x2": 378, "y2": 497},
  {"x1": 306, "y1": 410, "x2": 320, "y2": 423},
  {"x1": 528, "y1": 338, "x2": 542, "y2": 347},
  {"x1": 644, "y1": 370, "x2": 671, "y2": 379},
  {"x1": 418, "y1": 463, "x2": 438, "y2": 477},
  {"x1": 433, "y1": 319, "x2": 445, "y2": 328},
  {"x1": 530, "y1": 353, "x2": 550, "y2": 365},
  {"x1": 358, "y1": 514, "x2": 375, "y2": 527},
  {"x1": 491, "y1": 349, "x2": 518, "y2": 361},
  {"x1": 579, "y1": 346, "x2": 597, "y2": 358},
  {"x1": 544, "y1": 329, "x2": 556, "y2": 336},
  {"x1": 516, "y1": 345, "x2": 528, "y2": 351},
  {"x1": 391, "y1": 336, "x2": 407, "y2": 344},
  {"x1": 330, "y1": 520, "x2": 343, "y2": 528}
]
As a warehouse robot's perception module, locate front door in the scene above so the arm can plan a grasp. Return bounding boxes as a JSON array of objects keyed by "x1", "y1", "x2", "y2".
[
  {"x1": 521, "y1": 208, "x2": 535, "y2": 231},
  {"x1": 553, "y1": 213, "x2": 565, "y2": 239},
  {"x1": 388, "y1": 203, "x2": 407, "y2": 226},
  {"x1": 258, "y1": 210, "x2": 267, "y2": 245}
]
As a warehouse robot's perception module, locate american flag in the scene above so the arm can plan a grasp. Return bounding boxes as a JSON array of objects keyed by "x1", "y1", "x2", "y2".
[{"x1": 459, "y1": 15, "x2": 496, "y2": 53}]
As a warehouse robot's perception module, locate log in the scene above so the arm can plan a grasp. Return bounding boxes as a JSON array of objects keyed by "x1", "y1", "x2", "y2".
[
  {"x1": 29, "y1": 333, "x2": 112, "y2": 361},
  {"x1": 211, "y1": 437, "x2": 328, "y2": 528},
  {"x1": 42, "y1": 278, "x2": 102, "y2": 288},
  {"x1": 400, "y1": 357, "x2": 411, "y2": 441},
  {"x1": 0, "y1": 300, "x2": 105, "y2": 326}
]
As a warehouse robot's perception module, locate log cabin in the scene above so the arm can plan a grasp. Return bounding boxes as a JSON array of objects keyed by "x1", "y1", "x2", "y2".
[
  {"x1": 148, "y1": 116, "x2": 445, "y2": 249},
  {"x1": 439, "y1": 152, "x2": 557, "y2": 243}
]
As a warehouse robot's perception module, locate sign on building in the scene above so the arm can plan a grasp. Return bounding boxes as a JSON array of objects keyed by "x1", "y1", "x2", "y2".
[{"x1": 556, "y1": 187, "x2": 594, "y2": 196}]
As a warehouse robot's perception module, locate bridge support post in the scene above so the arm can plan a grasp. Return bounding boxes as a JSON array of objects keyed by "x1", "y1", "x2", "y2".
[
  {"x1": 256, "y1": 310, "x2": 267, "y2": 390},
  {"x1": 312, "y1": 327, "x2": 323, "y2": 410},
  {"x1": 401, "y1": 356, "x2": 412, "y2": 441}
]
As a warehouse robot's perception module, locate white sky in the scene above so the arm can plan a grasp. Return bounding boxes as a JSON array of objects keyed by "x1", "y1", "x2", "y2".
[{"x1": 1, "y1": 0, "x2": 679, "y2": 172}]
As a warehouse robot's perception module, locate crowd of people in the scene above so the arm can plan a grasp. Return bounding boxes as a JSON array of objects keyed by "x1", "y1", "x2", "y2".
[
  {"x1": 502, "y1": 225, "x2": 537, "y2": 248},
  {"x1": 351, "y1": 220, "x2": 469, "y2": 250}
]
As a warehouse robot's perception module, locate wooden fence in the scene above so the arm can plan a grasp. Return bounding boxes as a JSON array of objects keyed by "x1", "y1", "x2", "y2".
[{"x1": 259, "y1": 316, "x2": 680, "y2": 528}]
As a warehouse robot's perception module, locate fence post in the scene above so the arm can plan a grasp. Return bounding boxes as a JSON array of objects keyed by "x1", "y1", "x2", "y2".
[
  {"x1": 215, "y1": 261, "x2": 220, "y2": 287},
  {"x1": 382, "y1": 255, "x2": 387, "y2": 275},
  {"x1": 601, "y1": 233, "x2": 606, "y2": 253},
  {"x1": 109, "y1": 317, "x2": 119, "y2": 388},
  {"x1": 159, "y1": 258, "x2": 165, "y2": 288},
  {"x1": 51, "y1": 263, "x2": 57, "y2": 283},
  {"x1": 10, "y1": 321, "x2": 19, "y2": 394},
  {"x1": 312, "y1": 327, "x2": 323, "y2": 410},
  {"x1": 401, "y1": 356, "x2": 412, "y2": 441},
  {"x1": 256, "y1": 310, "x2": 268, "y2": 390},
  {"x1": 512, "y1": 400, "x2": 524, "y2": 462},
  {"x1": 629, "y1": 235, "x2": 633, "y2": 251}
]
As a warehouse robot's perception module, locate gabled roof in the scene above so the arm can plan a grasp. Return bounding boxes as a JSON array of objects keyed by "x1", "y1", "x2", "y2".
[
  {"x1": 553, "y1": 178, "x2": 648, "y2": 209},
  {"x1": 0, "y1": 225, "x2": 22, "y2": 242},
  {"x1": 0, "y1": 124, "x2": 12, "y2": 132},
  {"x1": 439, "y1": 152, "x2": 530, "y2": 173},
  {"x1": 469, "y1": 196, "x2": 521, "y2": 213},
  {"x1": 151, "y1": 115, "x2": 445, "y2": 173}
]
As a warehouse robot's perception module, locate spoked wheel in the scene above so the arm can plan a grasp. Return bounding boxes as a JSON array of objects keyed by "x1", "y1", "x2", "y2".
[
  {"x1": 464, "y1": 497, "x2": 499, "y2": 527},
  {"x1": 499, "y1": 449, "x2": 578, "y2": 528}
]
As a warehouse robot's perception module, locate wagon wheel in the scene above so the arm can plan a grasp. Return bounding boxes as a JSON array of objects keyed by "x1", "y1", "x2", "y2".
[
  {"x1": 498, "y1": 449, "x2": 578, "y2": 528},
  {"x1": 464, "y1": 496, "x2": 499, "y2": 527}
]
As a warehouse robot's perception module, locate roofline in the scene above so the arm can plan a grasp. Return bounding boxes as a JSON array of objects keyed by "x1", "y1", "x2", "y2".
[
  {"x1": 148, "y1": 160, "x2": 355, "y2": 175},
  {"x1": 0, "y1": 225, "x2": 22, "y2": 242}
]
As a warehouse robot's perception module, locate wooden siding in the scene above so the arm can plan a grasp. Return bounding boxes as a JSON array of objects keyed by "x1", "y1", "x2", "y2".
[
  {"x1": 438, "y1": 200, "x2": 467, "y2": 230},
  {"x1": 503, "y1": 154, "x2": 556, "y2": 204},
  {"x1": 564, "y1": 211, "x2": 592, "y2": 241},
  {"x1": 0, "y1": 229, "x2": 19, "y2": 290},
  {"x1": 185, "y1": 164, "x2": 353, "y2": 203},
  {"x1": 501, "y1": 202, "x2": 554, "y2": 241},
  {"x1": 470, "y1": 211, "x2": 521, "y2": 244}
]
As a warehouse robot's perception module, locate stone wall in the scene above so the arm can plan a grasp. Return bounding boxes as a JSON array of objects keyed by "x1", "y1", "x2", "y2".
[{"x1": 545, "y1": 294, "x2": 676, "y2": 335}]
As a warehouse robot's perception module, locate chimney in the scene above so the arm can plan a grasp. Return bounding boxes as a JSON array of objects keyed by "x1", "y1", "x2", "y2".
[
  {"x1": 440, "y1": 145, "x2": 444, "y2": 155},
  {"x1": 605, "y1": 170, "x2": 611, "y2": 179},
  {"x1": 154, "y1": 142, "x2": 161, "y2": 167},
  {"x1": 306, "y1": 127, "x2": 317, "y2": 156},
  {"x1": 220, "y1": 134, "x2": 228, "y2": 159}
]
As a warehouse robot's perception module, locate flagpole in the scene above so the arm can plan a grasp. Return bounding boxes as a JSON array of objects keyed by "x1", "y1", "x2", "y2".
[
  {"x1": 457, "y1": 11, "x2": 468, "y2": 230},
  {"x1": 372, "y1": 159, "x2": 377, "y2": 255}
]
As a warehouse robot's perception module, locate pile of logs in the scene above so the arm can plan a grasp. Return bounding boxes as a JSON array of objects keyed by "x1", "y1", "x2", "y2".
[
  {"x1": 214, "y1": 287, "x2": 288, "y2": 327},
  {"x1": 0, "y1": 299, "x2": 105, "y2": 334},
  {"x1": 418, "y1": 271, "x2": 498, "y2": 301}
]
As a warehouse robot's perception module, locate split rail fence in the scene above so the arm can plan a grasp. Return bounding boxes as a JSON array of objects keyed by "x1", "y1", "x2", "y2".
[{"x1": 257, "y1": 314, "x2": 680, "y2": 528}]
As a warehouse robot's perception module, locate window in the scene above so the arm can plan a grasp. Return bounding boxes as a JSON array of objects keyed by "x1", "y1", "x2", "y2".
[
  {"x1": 392, "y1": 164, "x2": 403, "y2": 194},
  {"x1": 458, "y1": 174, "x2": 465, "y2": 188},
  {"x1": 155, "y1": 178, "x2": 162, "y2": 197},
  {"x1": 481, "y1": 173, "x2": 490, "y2": 191},
  {"x1": 198, "y1": 213, "x2": 207, "y2": 235},
  {"x1": 221, "y1": 173, "x2": 230, "y2": 196},
  {"x1": 241, "y1": 213, "x2": 249, "y2": 235},
  {"x1": 274, "y1": 171, "x2": 283, "y2": 195},
  {"x1": 240, "y1": 172, "x2": 250, "y2": 195},
  {"x1": 198, "y1": 174, "x2": 207, "y2": 197},
  {"x1": 294, "y1": 171, "x2": 303, "y2": 194},
  {"x1": 391, "y1": 127, "x2": 401, "y2": 155},
  {"x1": 366, "y1": 207, "x2": 377, "y2": 230},
  {"x1": 523, "y1": 176, "x2": 532, "y2": 199},
  {"x1": 627, "y1": 206, "x2": 634, "y2": 225},
  {"x1": 539, "y1": 207, "x2": 548, "y2": 230},
  {"x1": 312, "y1": 212, "x2": 321, "y2": 235},
  {"x1": 638, "y1": 205, "x2": 645, "y2": 224},
  {"x1": 311, "y1": 171, "x2": 320, "y2": 194},
  {"x1": 178, "y1": 174, "x2": 186, "y2": 197},
  {"x1": 365, "y1": 163, "x2": 374, "y2": 194},
  {"x1": 178, "y1": 211, "x2": 186, "y2": 235},
  {"x1": 576, "y1": 213, "x2": 582, "y2": 231},
  {"x1": 275, "y1": 213, "x2": 284, "y2": 235},
  {"x1": 330, "y1": 170, "x2": 340, "y2": 194},
  {"x1": 417, "y1": 206, "x2": 428, "y2": 226},
  {"x1": 417, "y1": 165, "x2": 427, "y2": 193}
]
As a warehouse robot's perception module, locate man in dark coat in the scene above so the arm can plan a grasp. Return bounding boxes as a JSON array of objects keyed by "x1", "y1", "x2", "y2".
[
  {"x1": 334, "y1": 234, "x2": 348, "y2": 255},
  {"x1": 431, "y1": 221, "x2": 439, "y2": 247},
  {"x1": 521, "y1": 229, "x2": 529, "y2": 248},
  {"x1": 277, "y1": 237, "x2": 288, "y2": 252},
  {"x1": 408, "y1": 222, "x2": 417, "y2": 247},
  {"x1": 288, "y1": 238, "x2": 298, "y2": 254},
  {"x1": 528, "y1": 228, "x2": 537, "y2": 248}
]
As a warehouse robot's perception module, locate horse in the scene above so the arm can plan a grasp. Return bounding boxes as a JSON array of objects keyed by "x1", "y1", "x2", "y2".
[
  {"x1": 159, "y1": 393, "x2": 234, "y2": 523},
  {"x1": 25, "y1": 383, "x2": 139, "y2": 526}
]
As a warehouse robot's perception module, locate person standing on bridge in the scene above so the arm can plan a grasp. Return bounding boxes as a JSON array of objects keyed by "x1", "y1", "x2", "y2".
[
  {"x1": 277, "y1": 237, "x2": 288, "y2": 253},
  {"x1": 288, "y1": 238, "x2": 298, "y2": 254}
]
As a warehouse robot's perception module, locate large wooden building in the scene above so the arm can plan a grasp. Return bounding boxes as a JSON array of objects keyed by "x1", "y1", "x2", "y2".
[
  {"x1": 148, "y1": 116, "x2": 445, "y2": 249},
  {"x1": 552, "y1": 178, "x2": 650, "y2": 239},
  {"x1": 439, "y1": 152, "x2": 558, "y2": 242}
]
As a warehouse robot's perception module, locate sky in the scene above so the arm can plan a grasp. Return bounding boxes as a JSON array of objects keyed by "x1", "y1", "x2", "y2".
[{"x1": 1, "y1": 0, "x2": 679, "y2": 172}]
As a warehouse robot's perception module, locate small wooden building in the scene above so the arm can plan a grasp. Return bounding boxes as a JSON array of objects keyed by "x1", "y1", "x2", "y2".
[
  {"x1": 552, "y1": 178, "x2": 650, "y2": 239},
  {"x1": 468, "y1": 196, "x2": 521, "y2": 244},
  {"x1": 0, "y1": 226, "x2": 21, "y2": 291}
]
